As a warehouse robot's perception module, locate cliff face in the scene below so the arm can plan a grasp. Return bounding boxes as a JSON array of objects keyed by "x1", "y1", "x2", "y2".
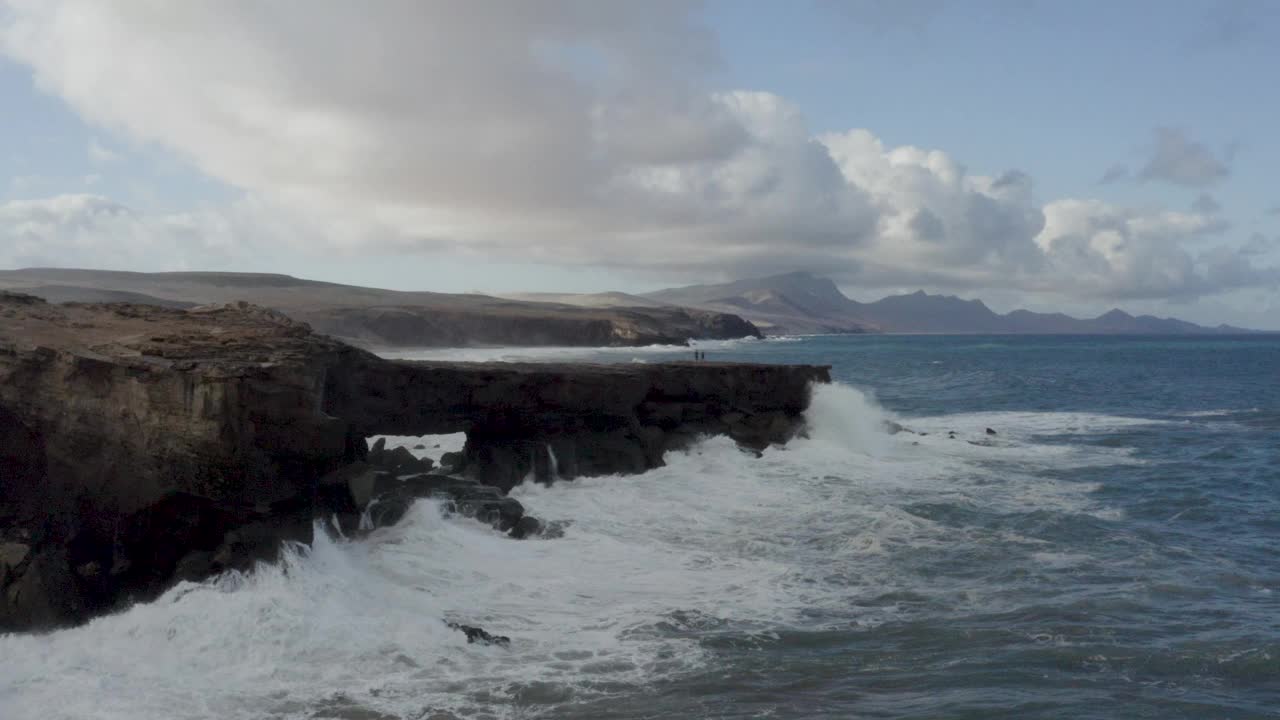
[
  {"x1": 0, "y1": 297, "x2": 363, "y2": 628},
  {"x1": 0, "y1": 293, "x2": 826, "y2": 631},
  {"x1": 326, "y1": 358, "x2": 823, "y2": 491}
]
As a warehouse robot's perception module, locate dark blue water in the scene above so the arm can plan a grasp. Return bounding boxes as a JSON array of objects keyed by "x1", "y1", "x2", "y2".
[{"x1": 640, "y1": 334, "x2": 1280, "y2": 719}]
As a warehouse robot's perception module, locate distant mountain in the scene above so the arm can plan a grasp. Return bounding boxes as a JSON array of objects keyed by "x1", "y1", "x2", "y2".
[
  {"x1": 1, "y1": 267, "x2": 1256, "y2": 341},
  {"x1": 0, "y1": 269, "x2": 761, "y2": 348},
  {"x1": 643, "y1": 272, "x2": 1259, "y2": 335},
  {"x1": 644, "y1": 272, "x2": 879, "y2": 334}
]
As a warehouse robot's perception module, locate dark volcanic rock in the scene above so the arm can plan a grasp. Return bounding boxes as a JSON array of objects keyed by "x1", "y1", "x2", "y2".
[
  {"x1": 0, "y1": 292, "x2": 828, "y2": 632},
  {"x1": 438, "y1": 451, "x2": 464, "y2": 471},
  {"x1": 384, "y1": 445, "x2": 434, "y2": 474},
  {"x1": 508, "y1": 516, "x2": 543, "y2": 540},
  {"x1": 446, "y1": 621, "x2": 510, "y2": 647}
]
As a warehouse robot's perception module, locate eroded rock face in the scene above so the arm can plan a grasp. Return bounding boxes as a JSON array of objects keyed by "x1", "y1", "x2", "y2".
[
  {"x1": 0, "y1": 296, "x2": 363, "y2": 629},
  {"x1": 0, "y1": 293, "x2": 827, "y2": 631}
]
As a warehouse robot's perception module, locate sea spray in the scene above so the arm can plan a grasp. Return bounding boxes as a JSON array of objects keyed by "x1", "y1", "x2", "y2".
[{"x1": 803, "y1": 382, "x2": 894, "y2": 456}]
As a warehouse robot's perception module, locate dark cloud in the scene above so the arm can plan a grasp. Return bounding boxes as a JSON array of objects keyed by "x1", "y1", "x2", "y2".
[{"x1": 1139, "y1": 128, "x2": 1231, "y2": 187}]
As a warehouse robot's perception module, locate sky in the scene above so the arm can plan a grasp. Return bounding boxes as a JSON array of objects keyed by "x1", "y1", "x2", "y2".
[{"x1": 1, "y1": 0, "x2": 1278, "y2": 328}]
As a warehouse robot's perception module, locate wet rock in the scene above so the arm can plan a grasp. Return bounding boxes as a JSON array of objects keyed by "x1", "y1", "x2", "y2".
[
  {"x1": 318, "y1": 462, "x2": 384, "y2": 512},
  {"x1": 173, "y1": 551, "x2": 215, "y2": 582},
  {"x1": 438, "y1": 451, "x2": 464, "y2": 472},
  {"x1": 539, "y1": 520, "x2": 571, "y2": 539},
  {"x1": 457, "y1": 497, "x2": 524, "y2": 533},
  {"x1": 360, "y1": 492, "x2": 415, "y2": 529},
  {"x1": 446, "y1": 621, "x2": 510, "y2": 647},
  {"x1": 508, "y1": 516, "x2": 543, "y2": 539},
  {"x1": 1, "y1": 547, "x2": 85, "y2": 630},
  {"x1": 412, "y1": 443, "x2": 426, "y2": 450},
  {"x1": 381, "y1": 445, "x2": 434, "y2": 474},
  {"x1": 0, "y1": 542, "x2": 30, "y2": 584},
  {"x1": 211, "y1": 514, "x2": 312, "y2": 573},
  {"x1": 395, "y1": 472, "x2": 466, "y2": 497},
  {"x1": 986, "y1": 427, "x2": 997, "y2": 435}
]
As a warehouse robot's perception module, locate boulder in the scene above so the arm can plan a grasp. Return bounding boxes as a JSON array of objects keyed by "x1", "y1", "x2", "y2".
[
  {"x1": 456, "y1": 496, "x2": 524, "y2": 533},
  {"x1": 438, "y1": 451, "x2": 465, "y2": 472},
  {"x1": 508, "y1": 516, "x2": 543, "y2": 540}
]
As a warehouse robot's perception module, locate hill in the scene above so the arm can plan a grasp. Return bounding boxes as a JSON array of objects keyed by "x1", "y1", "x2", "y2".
[{"x1": 0, "y1": 269, "x2": 760, "y2": 348}]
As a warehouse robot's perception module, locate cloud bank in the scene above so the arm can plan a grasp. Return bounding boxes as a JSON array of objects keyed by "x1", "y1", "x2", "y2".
[{"x1": 1, "y1": 1, "x2": 1274, "y2": 300}]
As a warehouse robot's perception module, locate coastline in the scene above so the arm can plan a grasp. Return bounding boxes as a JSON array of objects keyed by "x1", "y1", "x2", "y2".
[{"x1": 0, "y1": 293, "x2": 828, "y2": 632}]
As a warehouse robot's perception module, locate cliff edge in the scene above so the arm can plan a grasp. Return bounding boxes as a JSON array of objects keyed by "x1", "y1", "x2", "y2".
[{"x1": 0, "y1": 293, "x2": 827, "y2": 631}]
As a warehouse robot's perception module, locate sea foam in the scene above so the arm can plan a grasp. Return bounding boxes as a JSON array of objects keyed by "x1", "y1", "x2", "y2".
[{"x1": 0, "y1": 382, "x2": 1131, "y2": 720}]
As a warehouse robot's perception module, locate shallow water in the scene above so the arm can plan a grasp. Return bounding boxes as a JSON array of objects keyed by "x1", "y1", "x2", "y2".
[{"x1": 3, "y1": 335, "x2": 1278, "y2": 719}]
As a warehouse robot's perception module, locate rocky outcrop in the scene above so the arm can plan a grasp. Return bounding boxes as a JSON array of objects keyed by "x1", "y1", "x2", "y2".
[
  {"x1": 0, "y1": 293, "x2": 827, "y2": 631},
  {"x1": 324, "y1": 358, "x2": 824, "y2": 491}
]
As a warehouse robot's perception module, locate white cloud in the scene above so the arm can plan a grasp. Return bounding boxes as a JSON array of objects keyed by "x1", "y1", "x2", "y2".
[
  {"x1": 1033, "y1": 199, "x2": 1255, "y2": 299},
  {"x1": 0, "y1": 193, "x2": 318, "y2": 271},
  {"x1": 0, "y1": 1, "x2": 1274, "y2": 301}
]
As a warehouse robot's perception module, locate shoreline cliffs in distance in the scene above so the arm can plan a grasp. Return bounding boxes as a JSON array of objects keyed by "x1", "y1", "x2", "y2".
[
  {"x1": 0, "y1": 268, "x2": 761, "y2": 349},
  {"x1": 638, "y1": 272, "x2": 1262, "y2": 336},
  {"x1": 0, "y1": 267, "x2": 1261, "y2": 343}
]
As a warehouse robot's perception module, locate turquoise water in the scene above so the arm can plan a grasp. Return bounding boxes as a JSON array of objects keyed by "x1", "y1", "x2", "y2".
[{"x1": 2, "y1": 335, "x2": 1277, "y2": 719}]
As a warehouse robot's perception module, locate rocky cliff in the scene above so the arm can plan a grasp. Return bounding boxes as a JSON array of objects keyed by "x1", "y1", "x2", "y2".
[{"x1": 0, "y1": 293, "x2": 827, "y2": 631}]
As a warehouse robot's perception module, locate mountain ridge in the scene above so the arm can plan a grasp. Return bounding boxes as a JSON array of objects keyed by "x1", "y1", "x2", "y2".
[
  {"x1": 0, "y1": 267, "x2": 1261, "y2": 338},
  {"x1": 644, "y1": 271, "x2": 1259, "y2": 335}
]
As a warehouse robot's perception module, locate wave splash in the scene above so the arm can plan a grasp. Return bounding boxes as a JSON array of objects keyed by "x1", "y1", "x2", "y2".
[{"x1": 0, "y1": 383, "x2": 1130, "y2": 720}]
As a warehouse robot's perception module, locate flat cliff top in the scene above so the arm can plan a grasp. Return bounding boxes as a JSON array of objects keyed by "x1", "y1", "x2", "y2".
[
  {"x1": 0, "y1": 292, "x2": 825, "y2": 380},
  {"x1": 0, "y1": 292, "x2": 348, "y2": 369},
  {"x1": 0, "y1": 268, "x2": 763, "y2": 347}
]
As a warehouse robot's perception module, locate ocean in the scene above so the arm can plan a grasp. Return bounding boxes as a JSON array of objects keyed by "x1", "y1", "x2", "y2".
[{"x1": 2, "y1": 335, "x2": 1277, "y2": 719}]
